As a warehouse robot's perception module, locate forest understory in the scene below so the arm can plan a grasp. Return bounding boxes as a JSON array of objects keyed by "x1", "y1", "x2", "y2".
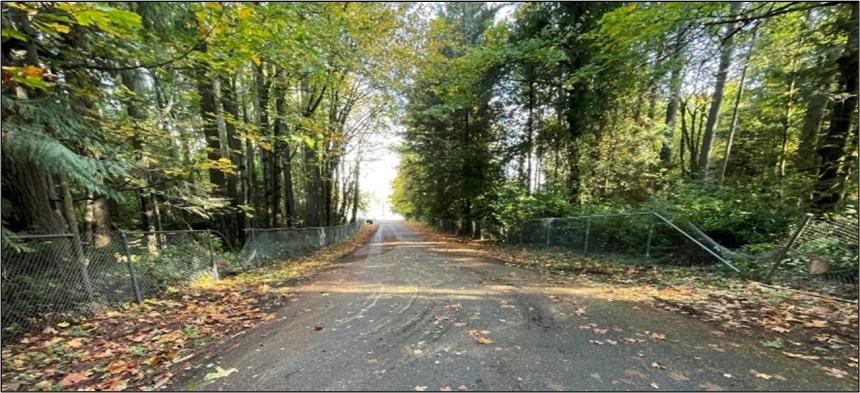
[{"x1": 0, "y1": 226, "x2": 377, "y2": 392}]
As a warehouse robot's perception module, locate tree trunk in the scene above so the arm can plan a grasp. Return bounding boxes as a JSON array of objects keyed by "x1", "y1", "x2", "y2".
[
  {"x1": 351, "y1": 160, "x2": 360, "y2": 223},
  {"x1": 255, "y1": 63, "x2": 271, "y2": 227},
  {"x1": 778, "y1": 72, "x2": 798, "y2": 178},
  {"x1": 525, "y1": 76, "x2": 535, "y2": 193},
  {"x1": 270, "y1": 82, "x2": 287, "y2": 228},
  {"x1": 697, "y1": 2, "x2": 742, "y2": 179},
  {"x1": 797, "y1": 90, "x2": 827, "y2": 173},
  {"x1": 0, "y1": 156, "x2": 66, "y2": 233},
  {"x1": 810, "y1": 3, "x2": 858, "y2": 213},
  {"x1": 197, "y1": 68, "x2": 226, "y2": 195},
  {"x1": 243, "y1": 98, "x2": 257, "y2": 229},
  {"x1": 283, "y1": 148, "x2": 296, "y2": 227},
  {"x1": 58, "y1": 173, "x2": 95, "y2": 300},
  {"x1": 220, "y1": 76, "x2": 243, "y2": 240},
  {"x1": 120, "y1": 70, "x2": 158, "y2": 245},
  {"x1": 718, "y1": 30, "x2": 756, "y2": 185},
  {"x1": 84, "y1": 193, "x2": 112, "y2": 248},
  {"x1": 304, "y1": 146, "x2": 322, "y2": 227}
]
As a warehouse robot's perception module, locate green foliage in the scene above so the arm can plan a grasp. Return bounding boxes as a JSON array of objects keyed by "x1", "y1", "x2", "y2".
[
  {"x1": 1, "y1": 98, "x2": 127, "y2": 199},
  {"x1": 394, "y1": 3, "x2": 858, "y2": 266},
  {"x1": 489, "y1": 180, "x2": 574, "y2": 228}
]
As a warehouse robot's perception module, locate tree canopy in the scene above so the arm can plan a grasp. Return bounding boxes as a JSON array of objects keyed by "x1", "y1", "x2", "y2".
[
  {"x1": 391, "y1": 2, "x2": 858, "y2": 249},
  {"x1": 2, "y1": 2, "x2": 409, "y2": 244}
]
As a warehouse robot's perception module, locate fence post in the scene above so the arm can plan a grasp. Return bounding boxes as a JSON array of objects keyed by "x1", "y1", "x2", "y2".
[
  {"x1": 249, "y1": 229, "x2": 257, "y2": 267},
  {"x1": 645, "y1": 219, "x2": 655, "y2": 258},
  {"x1": 545, "y1": 218, "x2": 553, "y2": 247},
  {"x1": 119, "y1": 231, "x2": 143, "y2": 304},
  {"x1": 765, "y1": 213, "x2": 814, "y2": 282},
  {"x1": 583, "y1": 218, "x2": 591, "y2": 254},
  {"x1": 206, "y1": 229, "x2": 219, "y2": 281}
]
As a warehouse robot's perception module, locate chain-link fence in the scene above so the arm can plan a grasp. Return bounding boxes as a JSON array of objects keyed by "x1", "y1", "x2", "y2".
[
  {"x1": 238, "y1": 222, "x2": 363, "y2": 269},
  {"x1": 430, "y1": 210, "x2": 859, "y2": 287},
  {"x1": 782, "y1": 212, "x2": 859, "y2": 284},
  {"x1": 431, "y1": 218, "x2": 504, "y2": 241},
  {"x1": 431, "y1": 212, "x2": 739, "y2": 271},
  {"x1": 2, "y1": 222, "x2": 364, "y2": 336},
  {"x1": 1, "y1": 230, "x2": 221, "y2": 336}
]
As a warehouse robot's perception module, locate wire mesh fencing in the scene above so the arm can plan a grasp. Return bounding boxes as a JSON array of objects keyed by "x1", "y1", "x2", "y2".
[
  {"x1": 430, "y1": 211, "x2": 859, "y2": 299},
  {"x1": 783, "y1": 211, "x2": 859, "y2": 284},
  {"x1": 432, "y1": 218, "x2": 504, "y2": 241},
  {"x1": 1, "y1": 230, "x2": 221, "y2": 336},
  {"x1": 508, "y1": 212, "x2": 737, "y2": 269},
  {"x1": 239, "y1": 222, "x2": 363, "y2": 269},
  {"x1": 2, "y1": 222, "x2": 364, "y2": 336},
  {"x1": 431, "y1": 212, "x2": 739, "y2": 271}
]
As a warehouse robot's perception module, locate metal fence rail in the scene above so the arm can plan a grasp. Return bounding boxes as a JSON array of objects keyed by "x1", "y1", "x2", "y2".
[
  {"x1": 432, "y1": 218, "x2": 504, "y2": 241},
  {"x1": 430, "y1": 211, "x2": 859, "y2": 295},
  {"x1": 239, "y1": 222, "x2": 363, "y2": 269},
  {"x1": 431, "y1": 212, "x2": 740, "y2": 271},
  {"x1": 1, "y1": 222, "x2": 364, "y2": 336}
]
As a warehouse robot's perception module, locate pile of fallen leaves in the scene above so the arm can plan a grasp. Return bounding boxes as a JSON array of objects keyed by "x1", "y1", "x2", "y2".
[
  {"x1": 412, "y1": 222, "x2": 859, "y2": 379},
  {"x1": 1, "y1": 224, "x2": 378, "y2": 391}
]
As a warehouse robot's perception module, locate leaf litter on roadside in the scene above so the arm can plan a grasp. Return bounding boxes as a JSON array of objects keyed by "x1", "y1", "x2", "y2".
[
  {"x1": 410, "y1": 222, "x2": 859, "y2": 378},
  {"x1": 0, "y1": 225, "x2": 379, "y2": 392},
  {"x1": 468, "y1": 329, "x2": 494, "y2": 345}
]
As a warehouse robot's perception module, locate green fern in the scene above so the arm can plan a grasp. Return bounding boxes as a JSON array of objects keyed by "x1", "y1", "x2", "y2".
[{"x1": 1, "y1": 95, "x2": 127, "y2": 200}]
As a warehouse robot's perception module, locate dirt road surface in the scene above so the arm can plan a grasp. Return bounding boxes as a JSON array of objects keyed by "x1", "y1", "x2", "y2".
[{"x1": 173, "y1": 221, "x2": 855, "y2": 391}]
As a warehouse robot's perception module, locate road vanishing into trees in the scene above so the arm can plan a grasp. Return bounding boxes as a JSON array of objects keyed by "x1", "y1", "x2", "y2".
[{"x1": 173, "y1": 222, "x2": 854, "y2": 391}]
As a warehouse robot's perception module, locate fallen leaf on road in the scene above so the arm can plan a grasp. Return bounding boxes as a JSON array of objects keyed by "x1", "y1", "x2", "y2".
[
  {"x1": 760, "y1": 338, "x2": 783, "y2": 349},
  {"x1": 59, "y1": 372, "x2": 89, "y2": 387},
  {"x1": 106, "y1": 359, "x2": 129, "y2": 375},
  {"x1": 698, "y1": 382, "x2": 724, "y2": 391},
  {"x1": 152, "y1": 373, "x2": 172, "y2": 389},
  {"x1": 820, "y1": 367, "x2": 848, "y2": 378},
  {"x1": 66, "y1": 337, "x2": 84, "y2": 348},
  {"x1": 782, "y1": 351, "x2": 820, "y2": 360},
  {"x1": 651, "y1": 362, "x2": 664, "y2": 369},
  {"x1": 803, "y1": 320, "x2": 828, "y2": 328},
  {"x1": 575, "y1": 308, "x2": 587, "y2": 316},
  {"x1": 468, "y1": 330, "x2": 494, "y2": 344},
  {"x1": 314, "y1": 323, "x2": 323, "y2": 331},
  {"x1": 204, "y1": 366, "x2": 238, "y2": 381},
  {"x1": 650, "y1": 332, "x2": 666, "y2": 340},
  {"x1": 593, "y1": 328, "x2": 607, "y2": 335},
  {"x1": 98, "y1": 377, "x2": 127, "y2": 391},
  {"x1": 669, "y1": 371, "x2": 688, "y2": 381}
]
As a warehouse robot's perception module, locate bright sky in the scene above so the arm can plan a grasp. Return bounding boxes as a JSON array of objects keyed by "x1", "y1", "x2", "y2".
[
  {"x1": 355, "y1": 3, "x2": 519, "y2": 221},
  {"x1": 359, "y1": 126, "x2": 404, "y2": 220}
]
